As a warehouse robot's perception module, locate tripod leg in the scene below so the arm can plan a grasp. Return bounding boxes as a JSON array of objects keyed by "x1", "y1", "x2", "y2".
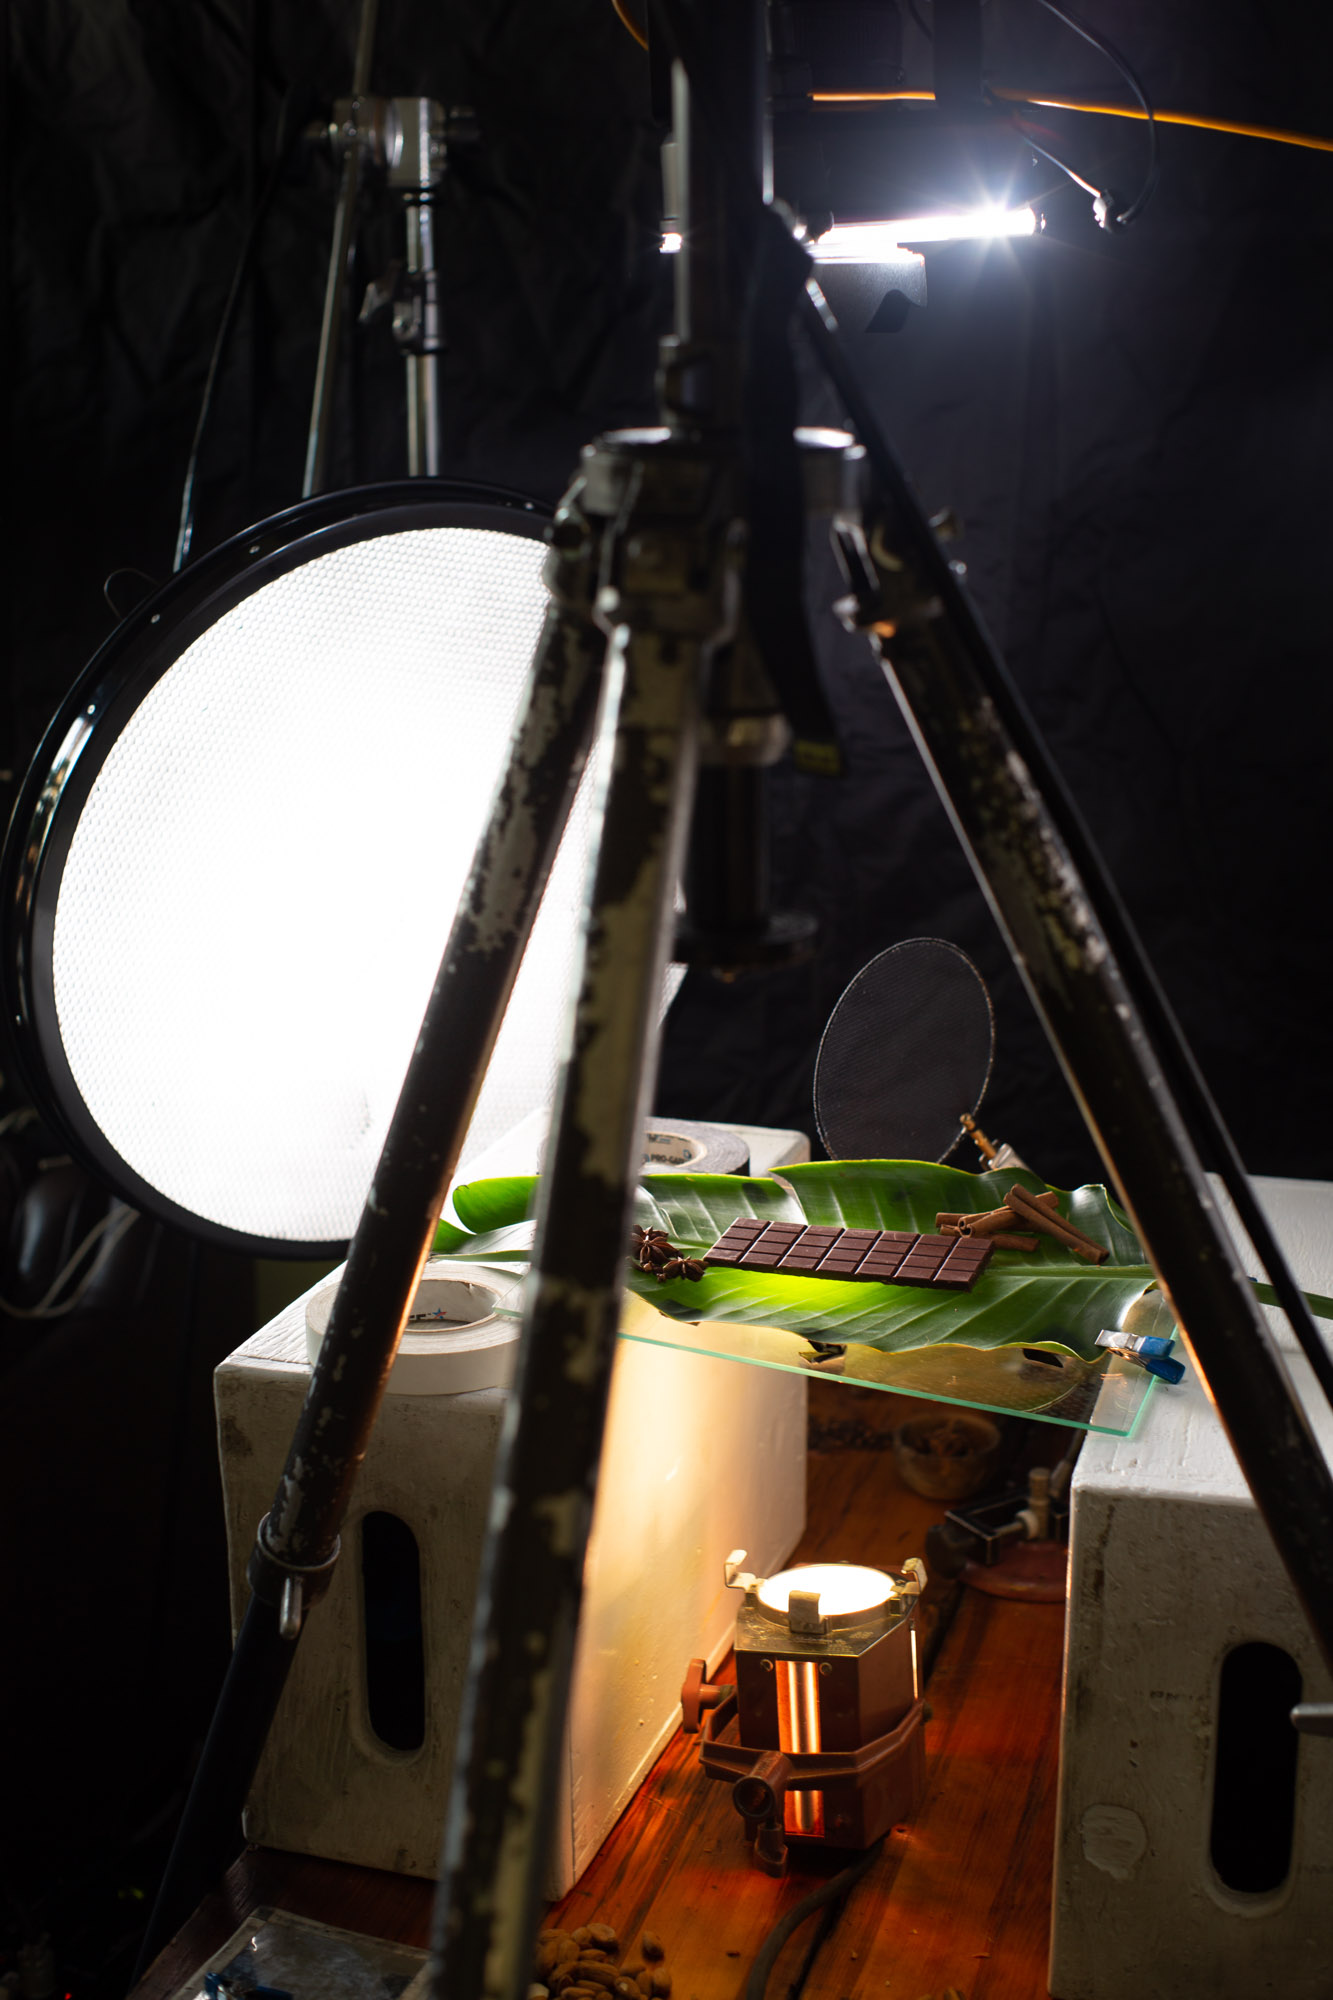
[
  {"x1": 135, "y1": 551, "x2": 608, "y2": 1976},
  {"x1": 839, "y1": 508, "x2": 1333, "y2": 1675},
  {"x1": 428, "y1": 620, "x2": 704, "y2": 2000}
]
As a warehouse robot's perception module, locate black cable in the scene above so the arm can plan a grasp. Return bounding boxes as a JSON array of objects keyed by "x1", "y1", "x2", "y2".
[
  {"x1": 172, "y1": 86, "x2": 299, "y2": 573},
  {"x1": 782, "y1": 1894, "x2": 841, "y2": 2000},
  {"x1": 1006, "y1": 113, "x2": 1103, "y2": 200},
  {"x1": 1033, "y1": 0, "x2": 1158, "y2": 223},
  {"x1": 744, "y1": 1840, "x2": 885, "y2": 2000}
]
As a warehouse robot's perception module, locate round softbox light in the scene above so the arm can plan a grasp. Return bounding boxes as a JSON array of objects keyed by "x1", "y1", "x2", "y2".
[{"x1": 2, "y1": 480, "x2": 607, "y2": 1257}]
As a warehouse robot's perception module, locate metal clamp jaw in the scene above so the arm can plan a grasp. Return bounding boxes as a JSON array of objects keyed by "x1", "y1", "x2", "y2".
[
  {"x1": 246, "y1": 1513, "x2": 341, "y2": 1642},
  {"x1": 319, "y1": 96, "x2": 477, "y2": 182},
  {"x1": 832, "y1": 502, "x2": 965, "y2": 641}
]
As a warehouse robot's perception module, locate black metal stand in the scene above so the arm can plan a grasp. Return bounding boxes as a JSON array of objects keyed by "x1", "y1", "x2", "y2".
[{"x1": 141, "y1": 3, "x2": 1333, "y2": 1993}]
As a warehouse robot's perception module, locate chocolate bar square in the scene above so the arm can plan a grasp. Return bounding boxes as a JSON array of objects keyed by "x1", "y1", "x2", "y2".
[
  {"x1": 705, "y1": 1218, "x2": 769, "y2": 1266},
  {"x1": 739, "y1": 1222, "x2": 801, "y2": 1268},
  {"x1": 896, "y1": 1245, "x2": 951, "y2": 1280},
  {"x1": 935, "y1": 1238, "x2": 994, "y2": 1290},
  {"x1": 858, "y1": 1254, "x2": 913, "y2": 1281},
  {"x1": 779, "y1": 1252, "x2": 828, "y2": 1273},
  {"x1": 816, "y1": 1249, "x2": 866, "y2": 1273}
]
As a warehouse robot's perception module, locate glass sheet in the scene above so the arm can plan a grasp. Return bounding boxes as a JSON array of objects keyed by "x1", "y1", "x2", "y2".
[
  {"x1": 617, "y1": 1281, "x2": 1175, "y2": 1436},
  {"x1": 167, "y1": 1907, "x2": 428, "y2": 2000}
]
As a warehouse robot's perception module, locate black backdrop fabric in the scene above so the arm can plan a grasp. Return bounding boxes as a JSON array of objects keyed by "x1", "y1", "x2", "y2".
[{"x1": 6, "y1": 0, "x2": 1333, "y2": 1188}]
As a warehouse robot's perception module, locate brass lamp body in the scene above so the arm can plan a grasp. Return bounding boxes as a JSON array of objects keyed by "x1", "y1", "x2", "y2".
[{"x1": 683, "y1": 1563, "x2": 927, "y2": 1869}]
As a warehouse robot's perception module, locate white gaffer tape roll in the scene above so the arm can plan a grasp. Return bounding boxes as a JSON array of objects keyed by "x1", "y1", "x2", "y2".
[{"x1": 306, "y1": 1259, "x2": 523, "y2": 1396}]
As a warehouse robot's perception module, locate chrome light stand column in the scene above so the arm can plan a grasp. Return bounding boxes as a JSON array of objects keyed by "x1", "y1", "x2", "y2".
[
  {"x1": 398, "y1": 98, "x2": 445, "y2": 477},
  {"x1": 302, "y1": 0, "x2": 378, "y2": 498}
]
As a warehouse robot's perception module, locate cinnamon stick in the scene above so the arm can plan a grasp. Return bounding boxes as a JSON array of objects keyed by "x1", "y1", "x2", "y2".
[
  {"x1": 1004, "y1": 1183, "x2": 1107, "y2": 1262},
  {"x1": 936, "y1": 1207, "x2": 1023, "y2": 1237},
  {"x1": 991, "y1": 1232, "x2": 1040, "y2": 1251}
]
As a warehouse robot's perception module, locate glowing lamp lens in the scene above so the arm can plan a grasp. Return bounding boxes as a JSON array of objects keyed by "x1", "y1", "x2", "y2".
[{"x1": 757, "y1": 1563, "x2": 894, "y2": 1619}]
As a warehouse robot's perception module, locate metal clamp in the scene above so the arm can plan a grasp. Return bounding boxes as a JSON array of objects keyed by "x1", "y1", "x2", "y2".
[
  {"x1": 246, "y1": 1513, "x2": 342, "y2": 1641},
  {"x1": 894, "y1": 1557, "x2": 928, "y2": 1600}
]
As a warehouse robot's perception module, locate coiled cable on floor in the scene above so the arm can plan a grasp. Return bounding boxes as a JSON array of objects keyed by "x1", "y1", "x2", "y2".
[{"x1": 744, "y1": 1839, "x2": 886, "y2": 2000}]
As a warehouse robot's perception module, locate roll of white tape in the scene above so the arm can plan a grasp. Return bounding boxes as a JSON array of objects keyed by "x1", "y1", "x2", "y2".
[{"x1": 306, "y1": 1259, "x2": 522, "y2": 1396}]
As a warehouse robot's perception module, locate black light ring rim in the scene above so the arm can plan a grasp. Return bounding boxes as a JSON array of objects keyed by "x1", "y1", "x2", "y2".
[
  {"x1": 4, "y1": 480, "x2": 552, "y2": 1259},
  {"x1": 10, "y1": 489, "x2": 552, "y2": 1026},
  {"x1": 812, "y1": 936, "x2": 996, "y2": 1162},
  {"x1": 4, "y1": 479, "x2": 550, "y2": 1035}
]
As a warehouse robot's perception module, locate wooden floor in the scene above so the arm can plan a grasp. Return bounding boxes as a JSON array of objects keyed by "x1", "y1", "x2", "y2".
[{"x1": 136, "y1": 1387, "x2": 1067, "y2": 2000}]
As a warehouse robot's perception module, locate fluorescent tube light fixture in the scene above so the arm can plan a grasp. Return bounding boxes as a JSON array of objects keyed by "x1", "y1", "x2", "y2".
[
  {"x1": 814, "y1": 206, "x2": 1038, "y2": 259},
  {"x1": 661, "y1": 207, "x2": 1036, "y2": 258}
]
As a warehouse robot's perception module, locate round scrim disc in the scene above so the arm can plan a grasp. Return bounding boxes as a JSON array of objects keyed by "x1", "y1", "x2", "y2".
[{"x1": 813, "y1": 938, "x2": 995, "y2": 1162}]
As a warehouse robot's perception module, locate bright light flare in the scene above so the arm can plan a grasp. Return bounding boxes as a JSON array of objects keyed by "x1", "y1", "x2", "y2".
[{"x1": 813, "y1": 206, "x2": 1037, "y2": 259}]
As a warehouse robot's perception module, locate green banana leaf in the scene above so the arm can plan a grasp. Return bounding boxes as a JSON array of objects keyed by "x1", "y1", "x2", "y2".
[{"x1": 436, "y1": 1160, "x2": 1161, "y2": 1364}]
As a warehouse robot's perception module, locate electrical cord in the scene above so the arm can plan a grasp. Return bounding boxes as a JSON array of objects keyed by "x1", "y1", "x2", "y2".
[
  {"x1": 172, "y1": 86, "x2": 300, "y2": 573},
  {"x1": 612, "y1": 0, "x2": 650, "y2": 51},
  {"x1": 996, "y1": 89, "x2": 1333, "y2": 155},
  {"x1": 1031, "y1": 0, "x2": 1157, "y2": 224},
  {"x1": 0, "y1": 1202, "x2": 139, "y2": 1320},
  {"x1": 810, "y1": 87, "x2": 1333, "y2": 158},
  {"x1": 1005, "y1": 113, "x2": 1103, "y2": 201},
  {"x1": 744, "y1": 1840, "x2": 885, "y2": 2000}
]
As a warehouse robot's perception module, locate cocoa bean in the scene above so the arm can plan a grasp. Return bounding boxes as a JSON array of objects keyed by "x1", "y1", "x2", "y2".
[
  {"x1": 640, "y1": 1936, "x2": 665, "y2": 1964},
  {"x1": 570, "y1": 1963, "x2": 621, "y2": 1991},
  {"x1": 586, "y1": 1925, "x2": 619, "y2": 1952},
  {"x1": 649, "y1": 1973, "x2": 671, "y2": 1998}
]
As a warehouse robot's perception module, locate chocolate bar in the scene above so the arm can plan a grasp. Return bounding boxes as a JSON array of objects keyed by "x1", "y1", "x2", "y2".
[{"x1": 703, "y1": 1220, "x2": 993, "y2": 1292}]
